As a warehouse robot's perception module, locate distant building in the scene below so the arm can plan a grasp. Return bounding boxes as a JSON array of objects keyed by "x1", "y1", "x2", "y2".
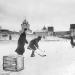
[
  {"x1": 0, "y1": 29, "x2": 19, "y2": 40},
  {"x1": 33, "y1": 26, "x2": 54, "y2": 39},
  {"x1": 47, "y1": 26, "x2": 54, "y2": 36},
  {"x1": 42, "y1": 26, "x2": 47, "y2": 32},
  {"x1": 33, "y1": 31, "x2": 48, "y2": 36},
  {"x1": 70, "y1": 24, "x2": 75, "y2": 29},
  {"x1": 47, "y1": 26, "x2": 54, "y2": 31},
  {"x1": 54, "y1": 31, "x2": 70, "y2": 37}
]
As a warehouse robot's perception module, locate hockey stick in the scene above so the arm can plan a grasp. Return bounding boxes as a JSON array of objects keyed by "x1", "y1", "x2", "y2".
[
  {"x1": 38, "y1": 48, "x2": 45, "y2": 53},
  {"x1": 35, "y1": 48, "x2": 46, "y2": 57},
  {"x1": 27, "y1": 45, "x2": 46, "y2": 57},
  {"x1": 35, "y1": 51, "x2": 46, "y2": 57}
]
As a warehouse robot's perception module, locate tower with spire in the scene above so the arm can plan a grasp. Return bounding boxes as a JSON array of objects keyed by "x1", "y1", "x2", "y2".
[
  {"x1": 20, "y1": 18, "x2": 32, "y2": 33},
  {"x1": 42, "y1": 25, "x2": 47, "y2": 32}
]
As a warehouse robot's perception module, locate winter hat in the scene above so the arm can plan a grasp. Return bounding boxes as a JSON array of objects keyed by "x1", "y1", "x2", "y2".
[
  {"x1": 24, "y1": 28, "x2": 27, "y2": 31},
  {"x1": 38, "y1": 36, "x2": 42, "y2": 39}
]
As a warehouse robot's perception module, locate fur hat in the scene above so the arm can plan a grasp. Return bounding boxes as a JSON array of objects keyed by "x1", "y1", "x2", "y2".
[
  {"x1": 24, "y1": 28, "x2": 27, "y2": 31},
  {"x1": 38, "y1": 36, "x2": 42, "y2": 39}
]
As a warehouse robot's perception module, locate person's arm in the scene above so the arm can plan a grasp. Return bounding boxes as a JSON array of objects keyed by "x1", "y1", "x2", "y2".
[
  {"x1": 25, "y1": 39, "x2": 28, "y2": 44},
  {"x1": 34, "y1": 41, "x2": 39, "y2": 48}
]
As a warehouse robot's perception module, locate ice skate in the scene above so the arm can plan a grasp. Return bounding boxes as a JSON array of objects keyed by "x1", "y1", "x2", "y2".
[{"x1": 30, "y1": 54, "x2": 35, "y2": 57}]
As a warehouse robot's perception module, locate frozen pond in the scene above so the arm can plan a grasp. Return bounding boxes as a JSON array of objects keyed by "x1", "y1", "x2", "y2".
[{"x1": 0, "y1": 39, "x2": 75, "y2": 75}]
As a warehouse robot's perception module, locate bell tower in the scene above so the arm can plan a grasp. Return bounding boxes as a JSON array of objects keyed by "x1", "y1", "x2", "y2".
[{"x1": 20, "y1": 18, "x2": 32, "y2": 33}]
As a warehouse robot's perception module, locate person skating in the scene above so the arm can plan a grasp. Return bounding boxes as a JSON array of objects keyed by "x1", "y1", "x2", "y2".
[
  {"x1": 15, "y1": 28, "x2": 28, "y2": 55},
  {"x1": 27, "y1": 36, "x2": 42, "y2": 57}
]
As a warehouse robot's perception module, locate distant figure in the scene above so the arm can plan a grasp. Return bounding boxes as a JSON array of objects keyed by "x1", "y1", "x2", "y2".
[
  {"x1": 15, "y1": 28, "x2": 28, "y2": 55},
  {"x1": 27, "y1": 36, "x2": 42, "y2": 57},
  {"x1": 9, "y1": 34, "x2": 12, "y2": 40},
  {"x1": 70, "y1": 36, "x2": 75, "y2": 48}
]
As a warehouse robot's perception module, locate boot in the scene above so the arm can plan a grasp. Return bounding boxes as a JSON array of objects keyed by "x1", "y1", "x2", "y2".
[
  {"x1": 31, "y1": 54, "x2": 35, "y2": 57},
  {"x1": 30, "y1": 50, "x2": 35, "y2": 57}
]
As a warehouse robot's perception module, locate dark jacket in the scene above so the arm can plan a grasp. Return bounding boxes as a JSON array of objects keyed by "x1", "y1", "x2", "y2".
[
  {"x1": 70, "y1": 36, "x2": 75, "y2": 46},
  {"x1": 15, "y1": 31, "x2": 28, "y2": 55},
  {"x1": 28, "y1": 38, "x2": 40, "y2": 50}
]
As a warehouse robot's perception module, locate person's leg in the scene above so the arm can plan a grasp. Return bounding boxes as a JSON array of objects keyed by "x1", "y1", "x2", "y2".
[
  {"x1": 27, "y1": 46, "x2": 32, "y2": 50},
  {"x1": 31, "y1": 50, "x2": 35, "y2": 57}
]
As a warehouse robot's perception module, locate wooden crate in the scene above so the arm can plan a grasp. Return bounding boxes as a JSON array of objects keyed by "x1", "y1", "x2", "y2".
[{"x1": 3, "y1": 55, "x2": 24, "y2": 72}]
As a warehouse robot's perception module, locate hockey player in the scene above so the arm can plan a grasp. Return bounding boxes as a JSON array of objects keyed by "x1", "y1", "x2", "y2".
[
  {"x1": 27, "y1": 36, "x2": 42, "y2": 57},
  {"x1": 15, "y1": 28, "x2": 28, "y2": 55}
]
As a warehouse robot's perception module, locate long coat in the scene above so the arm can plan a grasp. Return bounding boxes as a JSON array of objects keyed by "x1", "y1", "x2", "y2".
[{"x1": 15, "y1": 32, "x2": 28, "y2": 55}]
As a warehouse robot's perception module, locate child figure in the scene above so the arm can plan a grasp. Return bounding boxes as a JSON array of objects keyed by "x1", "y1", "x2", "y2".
[{"x1": 27, "y1": 36, "x2": 42, "y2": 57}]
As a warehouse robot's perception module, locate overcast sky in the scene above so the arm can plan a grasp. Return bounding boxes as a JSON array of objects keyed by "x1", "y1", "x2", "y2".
[{"x1": 0, "y1": 0, "x2": 75, "y2": 31}]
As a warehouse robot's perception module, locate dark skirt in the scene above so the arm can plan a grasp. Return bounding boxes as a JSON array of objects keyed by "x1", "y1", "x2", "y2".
[{"x1": 15, "y1": 46, "x2": 25, "y2": 55}]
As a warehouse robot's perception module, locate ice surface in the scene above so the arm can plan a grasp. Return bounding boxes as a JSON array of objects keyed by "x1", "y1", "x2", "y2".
[{"x1": 0, "y1": 39, "x2": 75, "y2": 75}]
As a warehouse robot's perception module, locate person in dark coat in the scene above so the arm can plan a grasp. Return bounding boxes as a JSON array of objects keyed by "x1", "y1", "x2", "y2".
[
  {"x1": 15, "y1": 28, "x2": 28, "y2": 55},
  {"x1": 9, "y1": 34, "x2": 12, "y2": 40},
  {"x1": 27, "y1": 36, "x2": 42, "y2": 57},
  {"x1": 70, "y1": 36, "x2": 75, "y2": 48}
]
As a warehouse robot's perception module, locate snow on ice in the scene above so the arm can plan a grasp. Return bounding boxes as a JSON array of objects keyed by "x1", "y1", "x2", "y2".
[{"x1": 0, "y1": 38, "x2": 75, "y2": 75}]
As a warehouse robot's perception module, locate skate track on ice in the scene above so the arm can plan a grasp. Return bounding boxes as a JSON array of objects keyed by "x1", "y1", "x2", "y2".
[{"x1": 0, "y1": 39, "x2": 75, "y2": 75}]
